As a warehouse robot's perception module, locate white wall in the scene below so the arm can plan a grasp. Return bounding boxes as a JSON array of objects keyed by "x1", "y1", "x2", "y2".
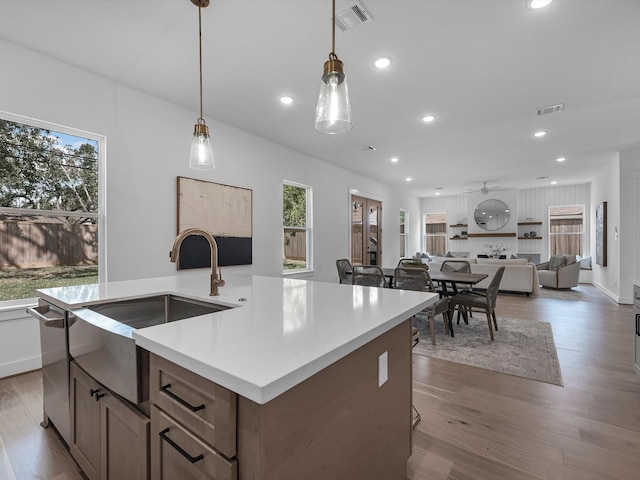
[
  {"x1": 620, "y1": 146, "x2": 640, "y2": 299},
  {"x1": 422, "y1": 184, "x2": 591, "y2": 262},
  {"x1": 0, "y1": 38, "x2": 422, "y2": 376},
  {"x1": 591, "y1": 154, "x2": 624, "y2": 302}
]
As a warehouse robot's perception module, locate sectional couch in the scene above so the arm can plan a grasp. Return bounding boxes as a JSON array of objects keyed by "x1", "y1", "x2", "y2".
[{"x1": 428, "y1": 257, "x2": 540, "y2": 296}]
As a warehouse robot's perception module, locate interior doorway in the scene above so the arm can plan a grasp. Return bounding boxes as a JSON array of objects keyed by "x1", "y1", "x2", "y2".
[{"x1": 351, "y1": 195, "x2": 382, "y2": 266}]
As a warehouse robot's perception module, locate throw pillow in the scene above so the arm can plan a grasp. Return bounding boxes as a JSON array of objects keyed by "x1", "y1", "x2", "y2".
[
  {"x1": 510, "y1": 254, "x2": 518, "y2": 260},
  {"x1": 549, "y1": 255, "x2": 566, "y2": 271},
  {"x1": 444, "y1": 251, "x2": 453, "y2": 257}
]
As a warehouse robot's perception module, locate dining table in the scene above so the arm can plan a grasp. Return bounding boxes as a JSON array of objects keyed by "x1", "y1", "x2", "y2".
[{"x1": 382, "y1": 267, "x2": 488, "y2": 296}]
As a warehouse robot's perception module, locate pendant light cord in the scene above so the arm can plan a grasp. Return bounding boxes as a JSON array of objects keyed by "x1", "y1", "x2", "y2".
[
  {"x1": 198, "y1": 6, "x2": 204, "y2": 121},
  {"x1": 330, "y1": 0, "x2": 336, "y2": 59}
]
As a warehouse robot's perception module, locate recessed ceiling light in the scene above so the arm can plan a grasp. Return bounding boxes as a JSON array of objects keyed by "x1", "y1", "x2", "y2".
[
  {"x1": 551, "y1": 181, "x2": 558, "y2": 185},
  {"x1": 527, "y1": 0, "x2": 553, "y2": 9},
  {"x1": 435, "y1": 192, "x2": 441, "y2": 196},
  {"x1": 280, "y1": 96, "x2": 293, "y2": 105},
  {"x1": 422, "y1": 115, "x2": 436, "y2": 123},
  {"x1": 390, "y1": 157, "x2": 399, "y2": 163},
  {"x1": 374, "y1": 57, "x2": 391, "y2": 69},
  {"x1": 406, "y1": 177, "x2": 412, "y2": 182},
  {"x1": 556, "y1": 157, "x2": 566, "y2": 162},
  {"x1": 534, "y1": 131, "x2": 547, "y2": 137}
]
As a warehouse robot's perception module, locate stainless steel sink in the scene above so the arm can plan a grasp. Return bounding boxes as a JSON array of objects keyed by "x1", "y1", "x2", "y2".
[
  {"x1": 87, "y1": 294, "x2": 230, "y2": 329},
  {"x1": 69, "y1": 294, "x2": 232, "y2": 407}
]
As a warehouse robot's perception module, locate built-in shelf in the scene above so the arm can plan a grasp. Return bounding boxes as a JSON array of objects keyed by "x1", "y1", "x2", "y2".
[
  {"x1": 518, "y1": 236, "x2": 542, "y2": 240},
  {"x1": 449, "y1": 237, "x2": 468, "y2": 240},
  {"x1": 518, "y1": 221, "x2": 542, "y2": 226},
  {"x1": 449, "y1": 224, "x2": 468, "y2": 227},
  {"x1": 467, "y1": 233, "x2": 516, "y2": 238}
]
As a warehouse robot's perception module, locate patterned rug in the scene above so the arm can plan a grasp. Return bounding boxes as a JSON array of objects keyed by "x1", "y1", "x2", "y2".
[{"x1": 413, "y1": 315, "x2": 563, "y2": 386}]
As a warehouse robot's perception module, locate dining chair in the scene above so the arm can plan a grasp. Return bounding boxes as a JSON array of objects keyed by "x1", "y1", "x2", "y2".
[
  {"x1": 351, "y1": 265, "x2": 387, "y2": 288},
  {"x1": 397, "y1": 258, "x2": 429, "y2": 269},
  {"x1": 336, "y1": 258, "x2": 352, "y2": 284},
  {"x1": 450, "y1": 266, "x2": 506, "y2": 341},
  {"x1": 393, "y1": 267, "x2": 452, "y2": 344}
]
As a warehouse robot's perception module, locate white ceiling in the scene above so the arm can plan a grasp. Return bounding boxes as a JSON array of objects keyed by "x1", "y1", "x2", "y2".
[{"x1": 1, "y1": 0, "x2": 639, "y2": 197}]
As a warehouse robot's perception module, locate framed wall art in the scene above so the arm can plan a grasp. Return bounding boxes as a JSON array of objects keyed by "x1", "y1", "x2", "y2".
[
  {"x1": 176, "y1": 176, "x2": 253, "y2": 268},
  {"x1": 595, "y1": 201, "x2": 607, "y2": 267}
]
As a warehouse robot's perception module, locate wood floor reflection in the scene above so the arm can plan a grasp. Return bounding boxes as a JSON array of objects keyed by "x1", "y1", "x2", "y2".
[{"x1": 1, "y1": 284, "x2": 638, "y2": 479}]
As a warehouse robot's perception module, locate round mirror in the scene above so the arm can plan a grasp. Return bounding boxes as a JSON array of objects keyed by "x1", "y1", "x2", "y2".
[{"x1": 474, "y1": 199, "x2": 510, "y2": 231}]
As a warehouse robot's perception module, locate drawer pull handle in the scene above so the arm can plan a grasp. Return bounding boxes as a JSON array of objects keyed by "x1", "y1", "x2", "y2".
[
  {"x1": 160, "y1": 383, "x2": 205, "y2": 412},
  {"x1": 159, "y1": 428, "x2": 204, "y2": 464}
]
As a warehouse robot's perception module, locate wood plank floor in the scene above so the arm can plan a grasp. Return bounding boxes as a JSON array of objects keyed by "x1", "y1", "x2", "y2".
[{"x1": 0, "y1": 284, "x2": 638, "y2": 479}]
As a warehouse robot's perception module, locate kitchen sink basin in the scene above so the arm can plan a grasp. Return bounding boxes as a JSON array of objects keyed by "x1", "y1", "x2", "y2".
[
  {"x1": 69, "y1": 294, "x2": 232, "y2": 407},
  {"x1": 87, "y1": 294, "x2": 230, "y2": 329}
]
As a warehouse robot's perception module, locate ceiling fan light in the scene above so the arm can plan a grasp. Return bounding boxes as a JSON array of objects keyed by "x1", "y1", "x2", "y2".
[{"x1": 527, "y1": 0, "x2": 553, "y2": 9}]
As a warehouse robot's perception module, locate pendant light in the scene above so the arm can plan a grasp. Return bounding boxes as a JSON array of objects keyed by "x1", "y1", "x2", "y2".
[
  {"x1": 189, "y1": 0, "x2": 214, "y2": 170},
  {"x1": 314, "y1": 0, "x2": 353, "y2": 134}
]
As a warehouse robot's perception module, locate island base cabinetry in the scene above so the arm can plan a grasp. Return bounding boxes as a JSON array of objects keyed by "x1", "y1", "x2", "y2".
[
  {"x1": 69, "y1": 361, "x2": 150, "y2": 480},
  {"x1": 236, "y1": 319, "x2": 412, "y2": 480},
  {"x1": 148, "y1": 319, "x2": 412, "y2": 479}
]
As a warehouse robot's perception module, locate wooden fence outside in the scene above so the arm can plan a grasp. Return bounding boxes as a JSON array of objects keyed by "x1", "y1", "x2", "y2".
[
  {"x1": 0, "y1": 221, "x2": 98, "y2": 268},
  {"x1": 283, "y1": 228, "x2": 306, "y2": 261}
]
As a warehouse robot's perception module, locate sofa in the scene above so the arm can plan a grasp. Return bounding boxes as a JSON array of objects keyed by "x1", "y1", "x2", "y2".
[
  {"x1": 428, "y1": 257, "x2": 540, "y2": 296},
  {"x1": 537, "y1": 254, "x2": 580, "y2": 289}
]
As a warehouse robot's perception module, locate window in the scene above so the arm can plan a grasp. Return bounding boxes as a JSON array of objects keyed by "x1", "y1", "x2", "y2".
[
  {"x1": 400, "y1": 210, "x2": 408, "y2": 258},
  {"x1": 0, "y1": 114, "x2": 103, "y2": 302},
  {"x1": 549, "y1": 205, "x2": 584, "y2": 257},
  {"x1": 424, "y1": 212, "x2": 447, "y2": 256},
  {"x1": 282, "y1": 182, "x2": 312, "y2": 272}
]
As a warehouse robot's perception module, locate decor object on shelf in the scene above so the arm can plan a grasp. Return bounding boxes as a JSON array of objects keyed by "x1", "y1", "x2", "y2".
[
  {"x1": 524, "y1": 232, "x2": 530, "y2": 238},
  {"x1": 314, "y1": 0, "x2": 352, "y2": 134},
  {"x1": 474, "y1": 199, "x2": 510, "y2": 231},
  {"x1": 530, "y1": 231, "x2": 537, "y2": 237},
  {"x1": 189, "y1": 0, "x2": 214, "y2": 170},
  {"x1": 596, "y1": 201, "x2": 607, "y2": 266}
]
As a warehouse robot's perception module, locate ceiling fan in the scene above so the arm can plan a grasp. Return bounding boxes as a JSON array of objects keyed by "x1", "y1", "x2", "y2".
[{"x1": 465, "y1": 182, "x2": 504, "y2": 195}]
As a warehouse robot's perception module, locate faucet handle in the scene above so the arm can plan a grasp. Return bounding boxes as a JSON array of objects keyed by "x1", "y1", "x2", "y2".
[{"x1": 214, "y1": 268, "x2": 225, "y2": 287}]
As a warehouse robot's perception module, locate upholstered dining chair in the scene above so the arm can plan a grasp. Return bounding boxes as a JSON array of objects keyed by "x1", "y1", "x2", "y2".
[
  {"x1": 393, "y1": 267, "x2": 452, "y2": 345},
  {"x1": 450, "y1": 266, "x2": 505, "y2": 341},
  {"x1": 351, "y1": 265, "x2": 387, "y2": 288},
  {"x1": 336, "y1": 258, "x2": 352, "y2": 284}
]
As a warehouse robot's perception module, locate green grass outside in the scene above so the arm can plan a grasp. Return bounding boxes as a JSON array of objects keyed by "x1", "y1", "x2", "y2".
[
  {"x1": 0, "y1": 265, "x2": 99, "y2": 301},
  {"x1": 283, "y1": 259, "x2": 306, "y2": 270}
]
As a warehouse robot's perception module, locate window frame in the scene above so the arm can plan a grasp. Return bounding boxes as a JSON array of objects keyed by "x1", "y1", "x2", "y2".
[
  {"x1": 400, "y1": 209, "x2": 408, "y2": 258},
  {"x1": 548, "y1": 204, "x2": 584, "y2": 257},
  {"x1": 0, "y1": 110, "x2": 106, "y2": 306},
  {"x1": 423, "y1": 212, "x2": 447, "y2": 257},
  {"x1": 282, "y1": 180, "x2": 312, "y2": 274}
]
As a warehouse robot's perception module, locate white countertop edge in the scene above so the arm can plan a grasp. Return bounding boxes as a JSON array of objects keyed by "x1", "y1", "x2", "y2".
[{"x1": 133, "y1": 300, "x2": 432, "y2": 404}]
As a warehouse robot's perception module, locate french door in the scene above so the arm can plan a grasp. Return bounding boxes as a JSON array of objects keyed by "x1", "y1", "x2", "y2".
[{"x1": 351, "y1": 195, "x2": 382, "y2": 266}]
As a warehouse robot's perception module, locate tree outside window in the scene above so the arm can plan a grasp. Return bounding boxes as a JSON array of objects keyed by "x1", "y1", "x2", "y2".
[
  {"x1": 0, "y1": 117, "x2": 101, "y2": 301},
  {"x1": 283, "y1": 182, "x2": 311, "y2": 271}
]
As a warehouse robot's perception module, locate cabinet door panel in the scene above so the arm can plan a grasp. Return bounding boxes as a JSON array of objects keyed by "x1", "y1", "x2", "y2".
[
  {"x1": 151, "y1": 406, "x2": 237, "y2": 480},
  {"x1": 70, "y1": 361, "x2": 101, "y2": 480},
  {"x1": 101, "y1": 393, "x2": 150, "y2": 480}
]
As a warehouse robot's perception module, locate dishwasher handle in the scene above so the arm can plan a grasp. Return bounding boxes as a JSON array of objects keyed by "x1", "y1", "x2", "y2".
[{"x1": 27, "y1": 305, "x2": 65, "y2": 329}]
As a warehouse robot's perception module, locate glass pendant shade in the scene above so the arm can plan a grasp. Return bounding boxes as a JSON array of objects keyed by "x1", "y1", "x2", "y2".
[
  {"x1": 189, "y1": 119, "x2": 214, "y2": 170},
  {"x1": 315, "y1": 58, "x2": 352, "y2": 134}
]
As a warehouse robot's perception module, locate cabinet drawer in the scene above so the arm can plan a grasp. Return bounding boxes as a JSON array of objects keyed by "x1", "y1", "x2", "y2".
[
  {"x1": 150, "y1": 354, "x2": 236, "y2": 458},
  {"x1": 151, "y1": 407, "x2": 237, "y2": 480}
]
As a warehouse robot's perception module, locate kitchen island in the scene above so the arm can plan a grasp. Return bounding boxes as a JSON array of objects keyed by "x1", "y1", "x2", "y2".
[{"x1": 38, "y1": 271, "x2": 437, "y2": 479}]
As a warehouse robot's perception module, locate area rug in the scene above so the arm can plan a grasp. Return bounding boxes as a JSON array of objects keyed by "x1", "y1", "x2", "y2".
[
  {"x1": 537, "y1": 286, "x2": 591, "y2": 302},
  {"x1": 413, "y1": 315, "x2": 563, "y2": 386}
]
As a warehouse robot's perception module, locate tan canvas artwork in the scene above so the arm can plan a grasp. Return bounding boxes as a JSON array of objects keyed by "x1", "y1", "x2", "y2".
[{"x1": 177, "y1": 176, "x2": 253, "y2": 267}]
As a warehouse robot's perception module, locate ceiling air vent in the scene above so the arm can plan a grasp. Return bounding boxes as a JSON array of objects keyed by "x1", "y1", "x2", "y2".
[
  {"x1": 357, "y1": 145, "x2": 376, "y2": 152},
  {"x1": 535, "y1": 103, "x2": 564, "y2": 116},
  {"x1": 335, "y1": 1, "x2": 373, "y2": 31}
]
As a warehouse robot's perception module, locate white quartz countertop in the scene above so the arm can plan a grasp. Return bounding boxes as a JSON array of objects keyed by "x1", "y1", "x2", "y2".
[{"x1": 38, "y1": 272, "x2": 437, "y2": 404}]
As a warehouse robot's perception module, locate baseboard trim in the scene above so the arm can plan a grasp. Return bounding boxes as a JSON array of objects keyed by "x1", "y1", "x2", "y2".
[
  {"x1": 0, "y1": 356, "x2": 41, "y2": 379},
  {"x1": 591, "y1": 281, "x2": 632, "y2": 305}
]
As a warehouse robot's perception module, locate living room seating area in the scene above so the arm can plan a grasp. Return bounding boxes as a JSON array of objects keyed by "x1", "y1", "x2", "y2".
[{"x1": 537, "y1": 254, "x2": 580, "y2": 290}]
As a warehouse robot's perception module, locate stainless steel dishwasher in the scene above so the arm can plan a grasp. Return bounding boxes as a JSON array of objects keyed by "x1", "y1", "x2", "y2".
[{"x1": 27, "y1": 299, "x2": 71, "y2": 445}]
